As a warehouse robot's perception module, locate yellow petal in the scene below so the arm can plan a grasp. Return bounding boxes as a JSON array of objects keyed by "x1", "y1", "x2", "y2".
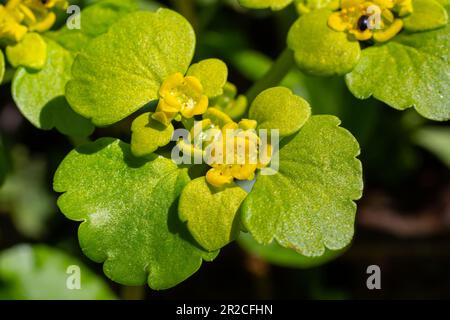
[
  {"x1": 206, "y1": 168, "x2": 234, "y2": 187},
  {"x1": 373, "y1": 18, "x2": 403, "y2": 42},
  {"x1": 231, "y1": 163, "x2": 257, "y2": 181},
  {"x1": 29, "y1": 12, "x2": 55, "y2": 32},
  {"x1": 159, "y1": 72, "x2": 184, "y2": 97},
  {"x1": 238, "y1": 119, "x2": 257, "y2": 130},
  {"x1": 350, "y1": 28, "x2": 373, "y2": 40},
  {"x1": 328, "y1": 12, "x2": 348, "y2": 32},
  {"x1": 185, "y1": 75, "x2": 203, "y2": 93},
  {"x1": 157, "y1": 99, "x2": 180, "y2": 113}
]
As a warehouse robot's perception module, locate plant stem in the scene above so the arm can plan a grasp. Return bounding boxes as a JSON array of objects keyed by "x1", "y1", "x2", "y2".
[{"x1": 246, "y1": 48, "x2": 295, "y2": 104}]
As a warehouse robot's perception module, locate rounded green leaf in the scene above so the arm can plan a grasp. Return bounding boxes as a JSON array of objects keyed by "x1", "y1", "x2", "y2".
[
  {"x1": 6, "y1": 33, "x2": 47, "y2": 70},
  {"x1": 249, "y1": 87, "x2": 311, "y2": 137},
  {"x1": 0, "y1": 50, "x2": 5, "y2": 83},
  {"x1": 66, "y1": 9, "x2": 196, "y2": 126},
  {"x1": 12, "y1": 40, "x2": 94, "y2": 137},
  {"x1": 346, "y1": 25, "x2": 450, "y2": 121},
  {"x1": 239, "y1": 0, "x2": 293, "y2": 10},
  {"x1": 46, "y1": 0, "x2": 138, "y2": 53},
  {"x1": 187, "y1": 59, "x2": 228, "y2": 98},
  {"x1": 404, "y1": 0, "x2": 448, "y2": 32},
  {"x1": 238, "y1": 232, "x2": 346, "y2": 268},
  {"x1": 0, "y1": 244, "x2": 116, "y2": 300},
  {"x1": 241, "y1": 115, "x2": 363, "y2": 257},
  {"x1": 287, "y1": 9, "x2": 361, "y2": 76},
  {"x1": 54, "y1": 138, "x2": 216, "y2": 289},
  {"x1": 130, "y1": 112, "x2": 174, "y2": 157},
  {"x1": 179, "y1": 177, "x2": 248, "y2": 251}
]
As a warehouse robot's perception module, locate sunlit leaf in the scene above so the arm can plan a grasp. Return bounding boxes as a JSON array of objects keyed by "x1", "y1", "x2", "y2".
[
  {"x1": 249, "y1": 87, "x2": 311, "y2": 137},
  {"x1": 54, "y1": 138, "x2": 217, "y2": 289},
  {"x1": 346, "y1": 25, "x2": 450, "y2": 121},
  {"x1": 241, "y1": 115, "x2": 362, "y2": 256},
  {"x1": 179, "y1": 177, "x2": 247, "y2": 251},
  {"x1": 12, "y1": 40, "x2": 94, "y2": 137},
  {"x1": 130, "y1": 112, "x2": 174, "y2": 157},
  {"x1": 187, "y1": 59, "x2": 228, "y2": 98},
  {"x1": 6, "y1": 33, "x2": 47, "y2": 70},
  {"x1": 239, "y1": 0, "x2": 293, "y2": 10},
  {"x1": 66, "y1": 9, "x2": 195, "y2": 126},
  {"x1": 404, "y1": 0, "x2": 448, "y2": 32},
  {"x1": 288, "y1": 9, "x2": 361, "y2": 76}
]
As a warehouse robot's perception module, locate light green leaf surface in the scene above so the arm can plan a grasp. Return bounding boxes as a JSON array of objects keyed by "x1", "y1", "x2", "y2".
[
  {"x1": 346, "y1": 25, "x2": 450, "y2": 121},
  {"x1": 54, "y1": 138, "x2": 216, "y2": 289},
  {"x1": 179, "y1": 177, "x2": 247, "y2": 251},
  {"x1": 47, "y1": 0, "x2": 138, "y2": 53},
  {"x1": 6, "y1": 33, "x2": 47, "y2": 70},
  {"x1": 0, "y1": 244, "x2": 116, "y2": 300},
  {"x1": 239, "y1": 0, "x2": 293, "y2": 10},
  {"x1": 413, "y1": 126, "x2": 450, "y2": 167},
  {"x1": 238, "y1": 232, "x2": 346, "y2": 268},
  {"x1": 404, "y1": 0, "x2": 448, "y2": 32},
  {"x1": 12, "y1": 40, "x2": 94, "y2": 137},
  {"x1": 249, "y1": 87, "x2": 311, "y2": 137},
  {"x1": 187, "y1": 59, "x2": 228, "y2": 98},
  {"x1": 288, "y1": 9, "x2": 361, "y2": 76},
  {"x1": 241, "y1": 115, "x2": 363, "y2": 257},
  {"x1": 130, "y1": 112, "x2": 174, "y2": 157},
  {"x1": 0, "y1": 50, "x2": 4, "y2": 83},
  {"x1": 66, "y1": 9, "x2": 195, "y2": 126}
]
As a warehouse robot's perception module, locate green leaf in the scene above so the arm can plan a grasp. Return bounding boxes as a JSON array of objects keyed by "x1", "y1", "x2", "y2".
[
  {"x1": 47, "y1": 0, "x2": 139, "y2": 53},
  {"x1": 346, "y1": 26, "x2": 450, "y2": 121},
  {"x1": 78, "y1": 0, "x2": 139, "y2": 37},
  {"x1": 130, "y1": 112, "x2": 174, "y2": 157},
  {"x1": 54, "y1": 138, "x2": 216, "y2": 289},
  {"x1": 66, "y1": 9, "x2": 195, "y2": 126},
  {"x1": 413, "y1": 126, "x2": 450, "y2": 167},
  {"x1": 287, "y1": 9, "x2": 361, "y2": 77},
  {"x1": 12, "y1": 40, "x2": 94, "y2": 137},
  {"x1": 238, "y1": 232, "x2": 346, "y2": 268},
  {"x1": 210, "y1": 82, "x2": 248, "y2": 121},
  {"x1": 6, "y1": 33, "x2": 47, "y2": 70},
  {"x1": 187, "y1": 58, "x2": 228, "y2": 98},
  {"x1": 239, "y1": 0, "x2": 293, "y2": 10},
  {"x1": 0, "y1": 244, "x2": 116, "y2": 300},
  {"x1": 404, "y1": 0, "x2": 448, "y2": 32},
  {"x1": 241, "y1": 115, "x2": 363, "y2": 256},
  {"x1": 179, "y1": 177, "x2": 247, "y2": 251},
  {"x1": 249, "y1": 87, "x2": 311, "y2": 137}
]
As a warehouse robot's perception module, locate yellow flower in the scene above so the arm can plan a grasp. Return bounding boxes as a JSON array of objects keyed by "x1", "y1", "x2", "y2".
[
  {"x1": 153, "y1": 72, "x2": 209, "y2": 126},
  {"x1": 199, "y1": 110, "x2": 272, "y2": 188},
  {"x1": 0, "y1": 5, "x2": 27, "y2": 43},
  {"x1": 328, "y1": 0, "x2": 413, "y2": 42},
  {"x1": 0, "y1": 0, "x2": 68, "y2": 43}
]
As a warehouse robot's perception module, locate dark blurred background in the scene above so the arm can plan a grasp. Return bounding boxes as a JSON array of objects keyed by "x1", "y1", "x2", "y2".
[{"x1": 0, "y1": 0, "x2": 449, "y2": 299}]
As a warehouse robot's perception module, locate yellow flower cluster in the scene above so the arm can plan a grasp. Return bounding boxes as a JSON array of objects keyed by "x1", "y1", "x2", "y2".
[
  {"x1": 328, "y1": 0, "x2": 413, "y2": 42},
  {"x1": 186, "y1": 109, "x2": 272, "y2": 188},
  {"x1": 0, "y1": 0, "x2": 67, "y2": 43},
  {"x1": 153, "y1": 72, "x2": 209, "y2": 126}
]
